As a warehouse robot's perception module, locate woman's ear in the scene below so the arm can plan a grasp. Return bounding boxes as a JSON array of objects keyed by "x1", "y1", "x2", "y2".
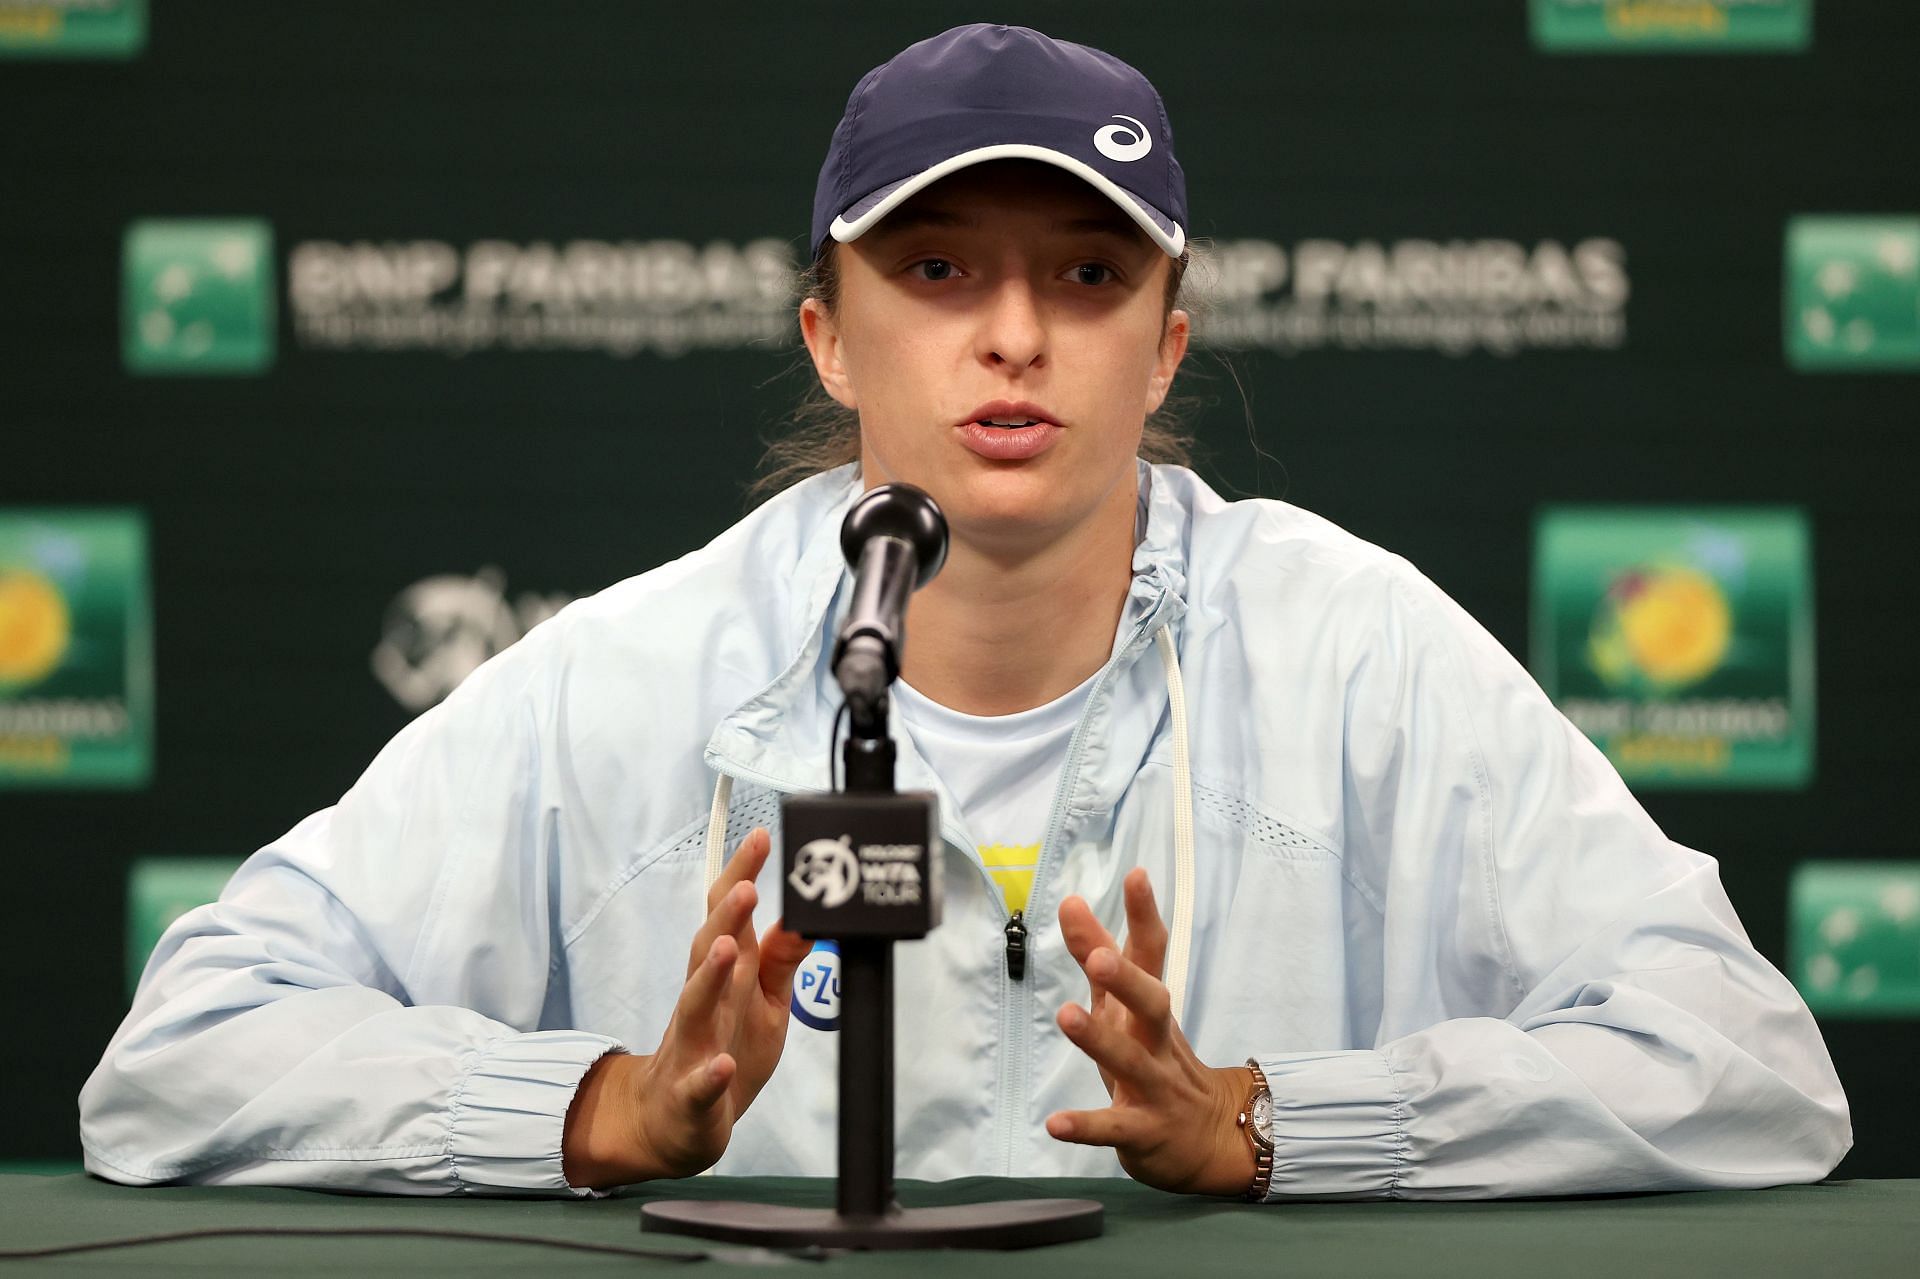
[
  {"x1": 1146, "y1": 307, "x2": 1191, "y2": 415},
  {"x1": 800, "y1": 297, "x2": 859, "y2": 411}
]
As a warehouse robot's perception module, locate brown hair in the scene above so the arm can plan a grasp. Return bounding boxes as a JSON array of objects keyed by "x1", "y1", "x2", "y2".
[{"x1": 747, "y1": 240, "x2": 1199, "y2": 507}]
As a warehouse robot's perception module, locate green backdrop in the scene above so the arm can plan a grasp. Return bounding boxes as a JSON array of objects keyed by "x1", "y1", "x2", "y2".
[{"x1": 2, "y1": 0, "x2": 1915, "y2": 1178}]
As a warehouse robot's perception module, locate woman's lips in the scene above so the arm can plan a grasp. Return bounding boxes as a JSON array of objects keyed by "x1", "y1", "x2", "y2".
[{"x1": 956, "y1": 420, "x2": 1063, "y2": 460}]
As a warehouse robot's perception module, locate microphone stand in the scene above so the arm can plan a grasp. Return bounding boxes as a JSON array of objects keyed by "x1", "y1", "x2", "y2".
[{"x1": 640, "y1": 688, "x2": 1105, "y2": 1250}]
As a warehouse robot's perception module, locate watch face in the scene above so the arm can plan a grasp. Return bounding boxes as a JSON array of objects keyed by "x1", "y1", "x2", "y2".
[{"x1": 1250, "y1": 1091, "x2": 1274, "y2": 1144}]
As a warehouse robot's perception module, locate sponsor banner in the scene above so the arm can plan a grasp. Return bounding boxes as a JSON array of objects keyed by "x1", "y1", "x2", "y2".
[
  {"x1": 1198, "y1": 237, "x2": 1628, "y2": 356},
  {"x1": 0, "y1": 0, "x2": 145, "y2": 57},
  {"x1": 1532, "y1": 507, "x2": 1812, "y2": 788},
  {"x1": 1530, "y1": 0, "x2": 1812, "y2": 52},
  {"x1": 288, "y1": 237, "x2": 797, "y2": 358},
  {"x1": 0, "y1": 508, "x2": 151, "y2": 787},
  {"x1": 122, "y1": 218, "x2": 276, "y2": 375},
  {"x1": 125, "y1": 857, "x2": 244, "y2": 997},
  {"x1": 1790, "y1": 862, "x2": 1920, "y2": 1016},
  {"x1": 1785, "y1": 216, "x2": 1920, "y2": 372},
  {"x1": 371, "y1": 567, "x2": 572, "y2": 712}
]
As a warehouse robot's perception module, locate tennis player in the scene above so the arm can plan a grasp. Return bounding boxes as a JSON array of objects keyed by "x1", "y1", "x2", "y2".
[{"x1": 81, "y1": 24, "x2": 1850, "y2": 1201}]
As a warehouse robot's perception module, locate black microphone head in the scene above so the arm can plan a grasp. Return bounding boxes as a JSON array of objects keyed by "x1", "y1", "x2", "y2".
[{"x1": 840, "y1": 483, "x2": 948, "y2": 588}]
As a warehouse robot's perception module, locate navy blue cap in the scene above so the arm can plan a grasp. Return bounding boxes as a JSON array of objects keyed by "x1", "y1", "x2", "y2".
[{"x1": 811, "y1": 24, "x2": 1187, "y2": 258}]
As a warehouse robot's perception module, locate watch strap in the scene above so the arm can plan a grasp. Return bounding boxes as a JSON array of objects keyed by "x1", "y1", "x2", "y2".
[{"x1": 1240, "y1": 1057, "x2": 1274, "y2": 1201}]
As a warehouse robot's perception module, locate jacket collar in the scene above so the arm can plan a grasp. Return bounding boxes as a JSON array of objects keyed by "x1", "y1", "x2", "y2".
[{"x1": 705, "y1": 460, "x2": 1190, "y2": 817}]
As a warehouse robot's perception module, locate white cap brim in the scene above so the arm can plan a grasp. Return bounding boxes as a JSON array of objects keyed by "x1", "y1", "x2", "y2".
[{"x1": 828, "y1": 143, "x2": 1185, "y2": 257}]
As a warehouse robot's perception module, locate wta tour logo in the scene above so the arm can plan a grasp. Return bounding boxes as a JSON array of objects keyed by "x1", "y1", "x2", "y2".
[
  {"x1": 370, "y1": 568, "x2": 572, "y2": 713},
  {"x1": 1529, "y1": 0, "x2": 1812, "y2": 52},
  {"x1": 122, "y1": 219, "x2": 276, "y2": 375},
  {"x1": 1785, "y1": 216, "x2": 1920, "y2": 371},
  {"x1": 0, "y1": 0, "x2": 145, "y2": 57},
  {"x1": 1790, "y1": 863, "x2": 1920, "y2": 1016},
  {"x1": 1532, "y1": 508, "x2": 1813, "y2": 788},
  {"x1": 0, "y1": 510, "x2": 151, "y2": 787}
]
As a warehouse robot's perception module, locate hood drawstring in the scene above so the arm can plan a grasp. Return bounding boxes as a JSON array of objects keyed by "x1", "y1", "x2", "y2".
[
  {"x1": 703, "y1": 772, "x2": 734, "y2": 887},
  {"x1": 1154, "y1": 624, "x2": 1196, "y2": 1028},
  {"x1": 701, "y1": 621, "x2": 1196, "y2": 1027}
]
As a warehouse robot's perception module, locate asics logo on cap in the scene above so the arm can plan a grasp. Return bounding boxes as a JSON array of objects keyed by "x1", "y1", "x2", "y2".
[{"x1": 1093, "y1": 114, "x2": 1152, "y2": 163}]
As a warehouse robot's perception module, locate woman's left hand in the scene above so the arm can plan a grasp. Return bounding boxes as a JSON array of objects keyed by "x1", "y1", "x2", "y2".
[{"x1": 1049, "y1": 868, "x2": 1258, "y2": 1197}]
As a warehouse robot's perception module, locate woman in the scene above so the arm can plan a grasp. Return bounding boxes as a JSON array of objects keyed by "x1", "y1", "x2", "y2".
[{"x1": 81, "y1": 24, "x2": 1849, "y2": 1201}]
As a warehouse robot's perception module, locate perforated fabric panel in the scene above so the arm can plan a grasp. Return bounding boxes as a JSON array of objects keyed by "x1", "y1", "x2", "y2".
[
  {"x1": 690, "y1": 780, "x2": 785, "y2": 865},
  {"x1": 1194, "y1": 783, "x2": 1334, "y2": 859}
]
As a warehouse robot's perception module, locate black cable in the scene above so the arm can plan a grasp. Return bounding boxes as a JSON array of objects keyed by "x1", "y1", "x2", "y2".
[
  {"x1": 829, "y1": 698, "x2": 850, "y2": 793},
  {"x1": 0, "y1": 1223, "x2": 827, "y2": 1263}
]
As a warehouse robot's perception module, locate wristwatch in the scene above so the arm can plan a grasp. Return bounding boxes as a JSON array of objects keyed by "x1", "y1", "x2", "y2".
[{"x1": 1236, "y1": 1058, "x2": 1275, "y2": 1201}]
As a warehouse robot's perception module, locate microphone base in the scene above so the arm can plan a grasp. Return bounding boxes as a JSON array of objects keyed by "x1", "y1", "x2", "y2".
[{"x1": 640, "y1": 1197, "x2": 1104, "y2": 1250}]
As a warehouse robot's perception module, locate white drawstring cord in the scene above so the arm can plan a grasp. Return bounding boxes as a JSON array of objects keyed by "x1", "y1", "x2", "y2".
[
  {"x1": 1154, "y1": 625, "x2": 1196, "y2": 1029},
  {"x1": 698, "y1": 771, "x2": 735, "y2": 1178},
  {"x1": 703, "y1": 772, "x2": 733, "y2": 890}
]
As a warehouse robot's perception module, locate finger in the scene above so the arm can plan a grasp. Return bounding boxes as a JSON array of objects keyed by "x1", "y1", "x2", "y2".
[
  {"x1": 756, "y1": 918, "x2": 812, "y2": 1005},
  {"x1": 707, "y1": 827, "x2": 773, "y2": 913},
  {"x1": 673, "y1": 1050, "x2": 737, "y2": 1113},
  {"x1": 1121, "y1": 869, "x2": 1169, "y2": 981},
  {"x1": 1058, "y1": 1000, "x2": 1159, "y2": 1091},
  {"x1": 1088, "y1": 946, "x2": 1174, "y2": 1050},
  {"x1": 668, "y1": 934, "x2": 740, "y2": 1057},
  {"x1": 1057, "y1": 893, "x2": 1119, "y2": 970},
  {"x1": 1045, "y1": 1106, "x2": 1145, "y2": 1149},
  {"x1": 686, "y1": 878, "x2": 759, "y2": 980}
]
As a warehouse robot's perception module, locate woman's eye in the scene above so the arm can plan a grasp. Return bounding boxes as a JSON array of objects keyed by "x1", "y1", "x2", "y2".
[
  {"x1": 912, "y1": 259, "x2": 958, "y2": 282},
  {"x1": 1069, "y1": 263, "x2": 1115, "y2": 286}
]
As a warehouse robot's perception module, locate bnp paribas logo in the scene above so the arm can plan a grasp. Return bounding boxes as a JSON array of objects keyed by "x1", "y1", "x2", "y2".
[
  {"x1": 122, "y1": 219, "x2": 276, "y2": 375},
  {"x1": 1532, "y1": 508, "x2": 1813, "y2": 788},
  {"x1": 0, "y1": 0, "x2": 145, "y2": 58},
  {"x1": 1791, "y1": 863, "x2": 1920, "y2": 1017},
  {"x1": 0, "y1": 509, "x2": 152, "y2": 788},
  {"x1": 1785, "y1": 216, "x2": 1920, "y2": 371},
  {"x1": 1530, "y1": 0, "x2": 1812, "y2": 52}
]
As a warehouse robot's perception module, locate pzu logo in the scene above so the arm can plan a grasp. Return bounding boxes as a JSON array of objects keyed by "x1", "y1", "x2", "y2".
[{"x1": 790, "y1": 940, "x2": 842, "y2": 1031}]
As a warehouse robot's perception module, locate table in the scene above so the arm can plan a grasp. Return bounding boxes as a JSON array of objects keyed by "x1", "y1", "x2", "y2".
[{"x1": 0, "y1": 1173, "x2": 1909, "y2": 1277}]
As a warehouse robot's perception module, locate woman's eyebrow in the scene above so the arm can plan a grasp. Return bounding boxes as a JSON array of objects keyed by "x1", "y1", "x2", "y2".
[
  {"x1": 870, "y1": 208, "x2": 975, "y2": 238},
  {"x1": 1058, "y1": 213, "x2": 1141, "y2": 238}
]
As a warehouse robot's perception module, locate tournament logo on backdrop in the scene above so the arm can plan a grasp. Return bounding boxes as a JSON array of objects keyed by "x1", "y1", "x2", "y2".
[
  {"x1": 1529, "y1": 0, "x2": 1812, "y2": 52},
  {"x1": 1532, "y1": 508, "x2": 1812, "y2": 788},
  {"x1": 1785, "y1": 216, "x2": 1920, "y2": 372},
  {"x1": 0, "y1": 0, "x2": 145, "y2": 57},
  {"x1": 287, "y1": 238, "x2": 796, "y2": 358},
  {"x1": 122, "y1": 219, "x2": 276, "y2": 375},
  {"x1": 370, "y1": 567, "x2": 572, "y2": 713},
  {"x1": 0, "y1": 509, "x2": 151, "y2": 787},
  {"x1": 1199, "y1": 237, "x2": 1628, "y2": 356},
  {"x1": 1790, "y1": 862, "x2": 1920, "y2": 1016}
]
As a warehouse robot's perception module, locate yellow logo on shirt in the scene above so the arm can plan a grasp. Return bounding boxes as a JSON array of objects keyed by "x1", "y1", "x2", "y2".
[{"x1": 979, "y1": 842, "x2": 1040, "y2": 915}]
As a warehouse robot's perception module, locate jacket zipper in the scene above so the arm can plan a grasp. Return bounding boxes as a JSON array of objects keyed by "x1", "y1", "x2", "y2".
[
  {"x1": 995, "y1": 607, "x2": 1158, "y2": 1175},
  {"x1": 1003, "y1": 911, "x2": 1027, "y2": 980}
]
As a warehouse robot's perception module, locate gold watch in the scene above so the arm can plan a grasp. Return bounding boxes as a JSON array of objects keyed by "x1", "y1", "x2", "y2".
[{"x1": 1236, "y1": 1058, "x2": 1275, "y2": 1201}]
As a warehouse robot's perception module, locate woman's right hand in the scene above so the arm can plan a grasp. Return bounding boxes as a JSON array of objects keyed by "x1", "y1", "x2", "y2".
[{"x1": 561, "y1": 828, "x2": 810, "y2": 1188}]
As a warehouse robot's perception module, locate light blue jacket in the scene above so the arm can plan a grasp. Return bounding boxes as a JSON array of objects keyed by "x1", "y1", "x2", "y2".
[{"x1": 79, "y1": 462, "x2": 1851, "y2": 1199}]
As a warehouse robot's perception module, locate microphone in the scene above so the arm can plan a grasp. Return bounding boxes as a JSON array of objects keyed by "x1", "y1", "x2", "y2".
[{"x1": 831, "y1": 483, "x2": 948, "y2": 715}]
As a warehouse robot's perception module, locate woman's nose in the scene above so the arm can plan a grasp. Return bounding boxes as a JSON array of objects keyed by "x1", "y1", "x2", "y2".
[{"x1": 977, "y1": 278, "x2": 1047, "y2": 373}]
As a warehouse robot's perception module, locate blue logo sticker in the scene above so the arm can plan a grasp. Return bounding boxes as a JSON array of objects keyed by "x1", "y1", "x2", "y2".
[{"x1": 790, "y1": 939, "x2": 841, "y2": 1031}]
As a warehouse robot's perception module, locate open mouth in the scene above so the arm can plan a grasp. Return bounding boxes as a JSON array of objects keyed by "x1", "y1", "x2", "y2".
[{"x1": 977, "y1": 418, "x2": 1044, "y2": 429}]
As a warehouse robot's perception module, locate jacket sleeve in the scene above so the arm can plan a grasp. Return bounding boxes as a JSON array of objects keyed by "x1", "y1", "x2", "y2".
[
  {"x1": 78, "y1": 628, "x2": 626, "y2": 1197},
  {"x1": 1250, "y1": 563, "x2": 1852, "y2": 1200}
]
